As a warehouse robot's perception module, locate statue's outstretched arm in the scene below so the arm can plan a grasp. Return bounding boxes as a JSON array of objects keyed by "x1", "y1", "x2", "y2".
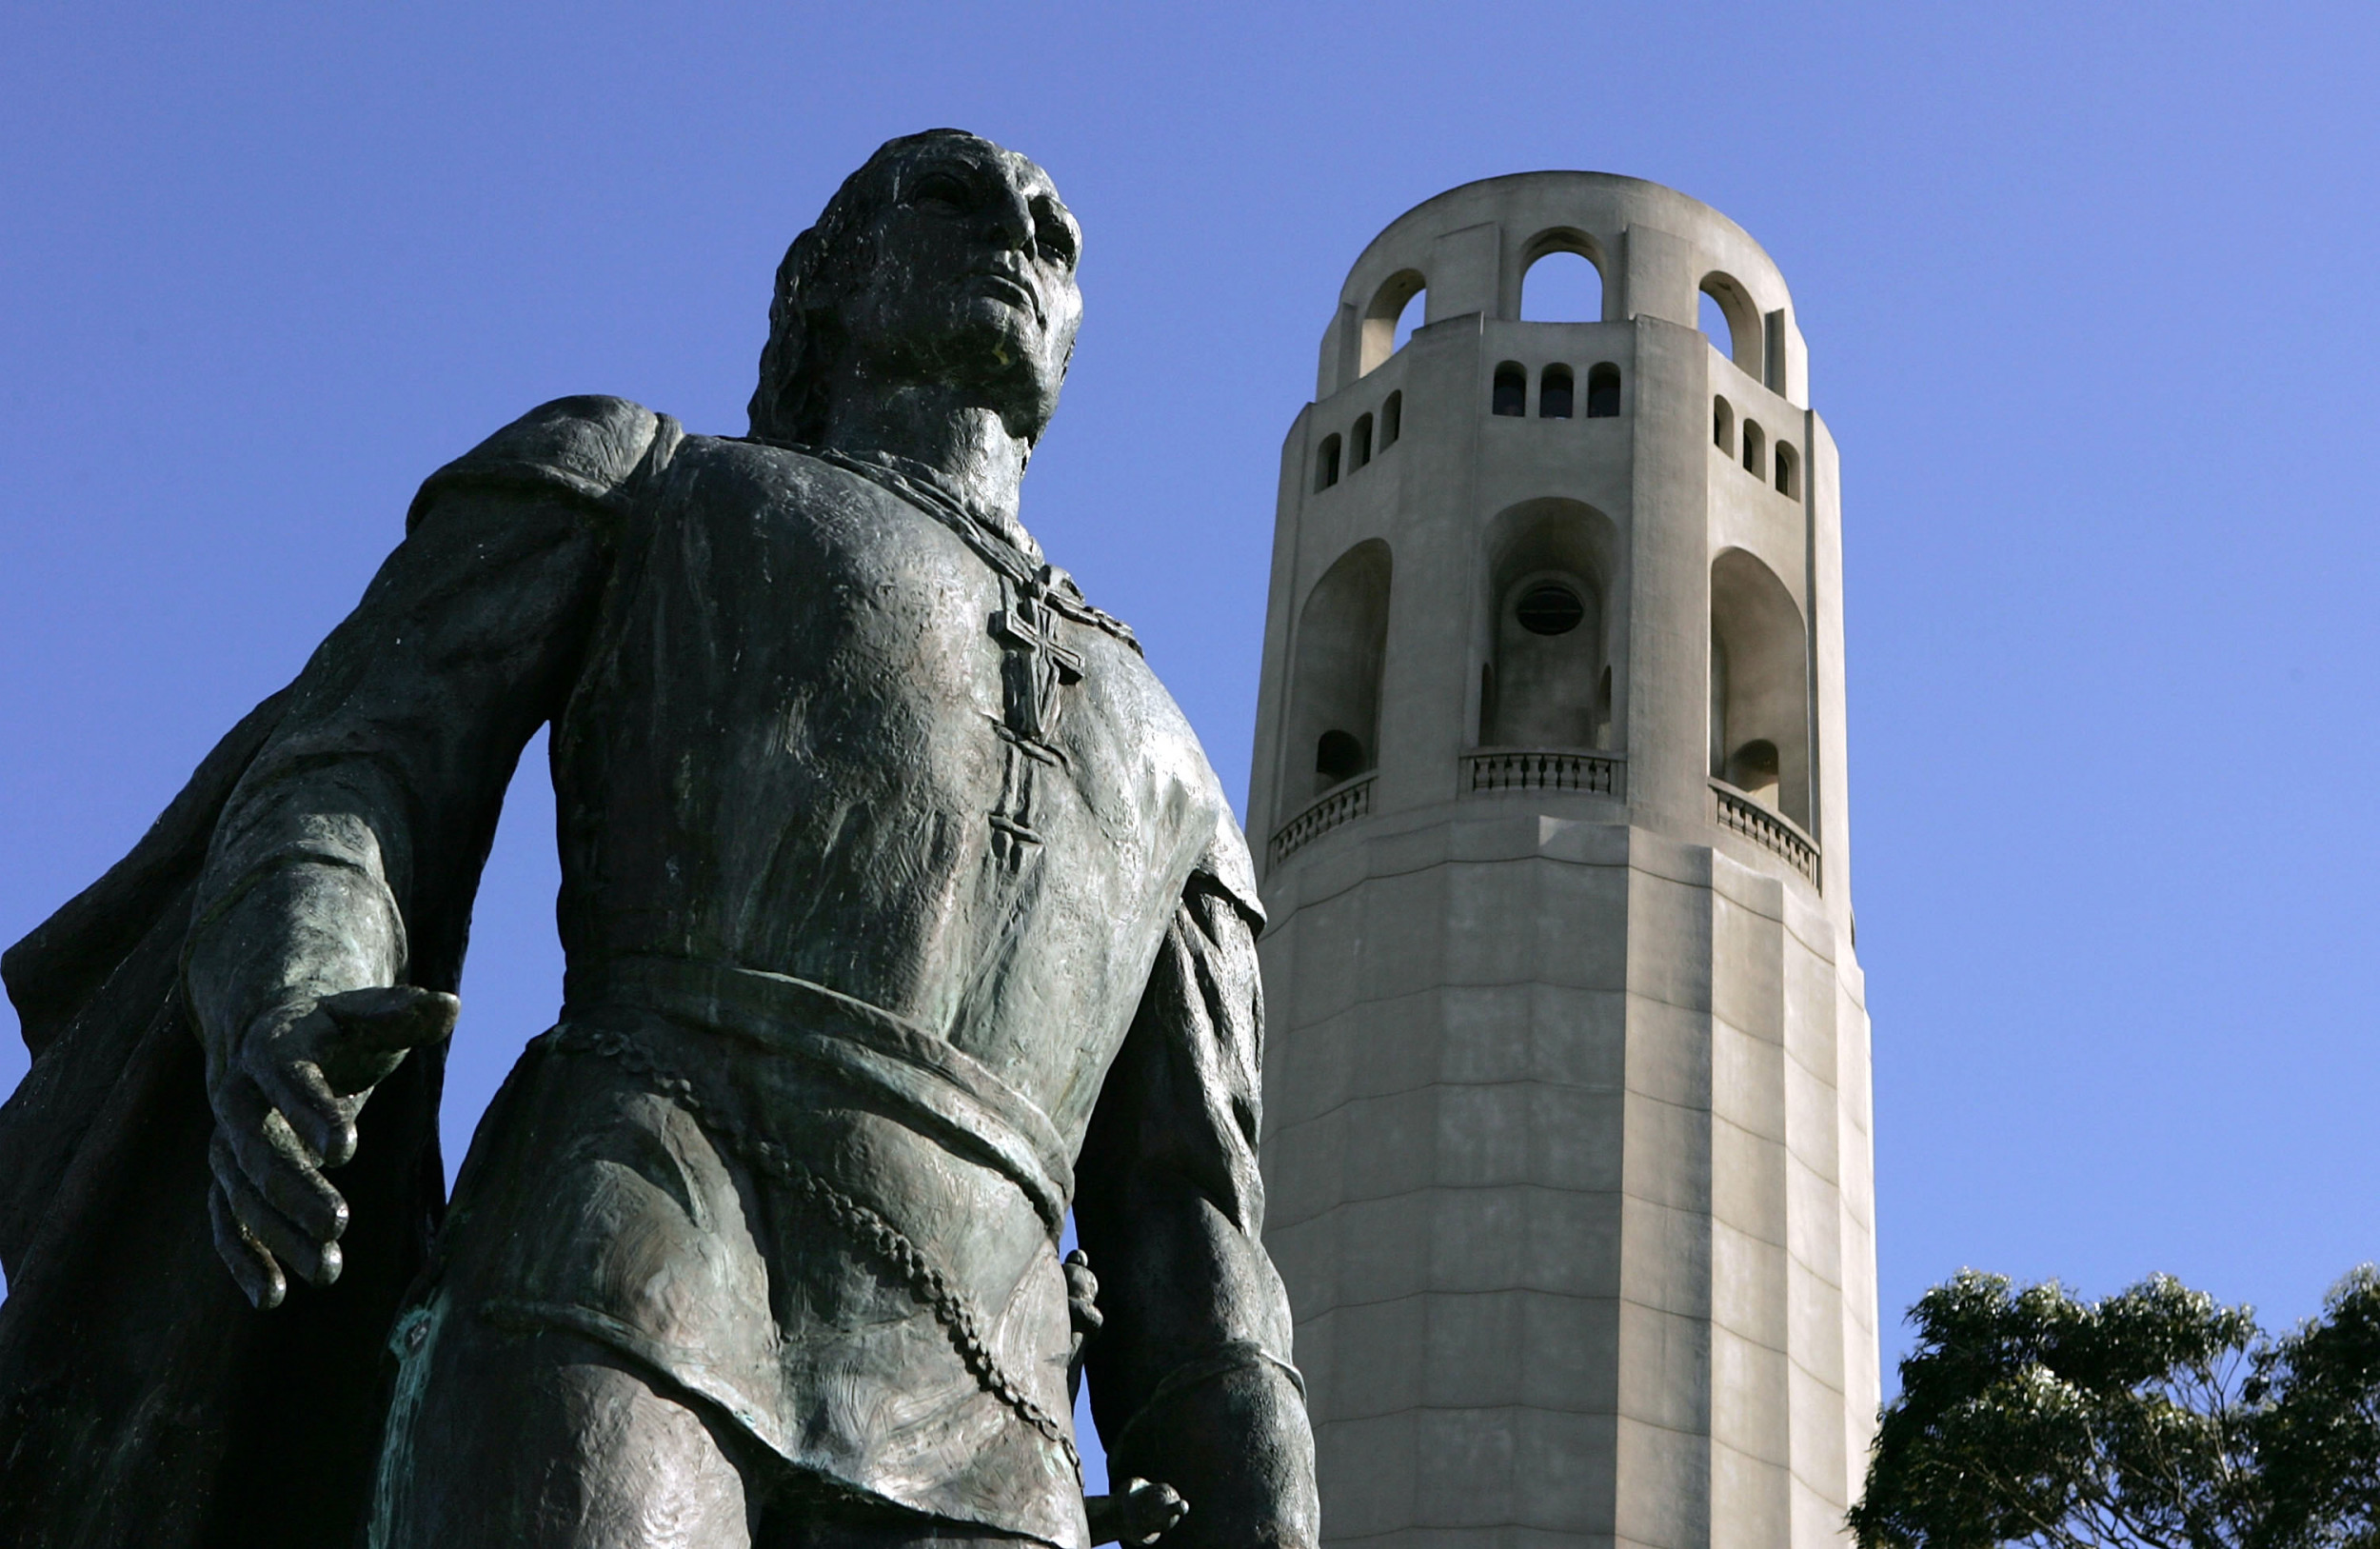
[
  {"x1": 184, "y1": 465, "x2": 623, "y2": 1309},
  {"x1": 1075, "y1": 867, "x2": 1320, "y2": 1549}
]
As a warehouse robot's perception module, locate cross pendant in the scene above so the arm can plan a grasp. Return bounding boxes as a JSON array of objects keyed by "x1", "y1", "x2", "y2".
[{"x1": 992, "y1": 570, "x2": 1084, "y2": 745}]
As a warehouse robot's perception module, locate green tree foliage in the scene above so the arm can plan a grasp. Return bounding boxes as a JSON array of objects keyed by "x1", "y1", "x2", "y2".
[
  {"x1": 1852, "y1": 1267, "x2": 2380, "y2": 1549},
  {"x1": 2253, "y1": 1269, "x2": 2380, "y2": 1548}
]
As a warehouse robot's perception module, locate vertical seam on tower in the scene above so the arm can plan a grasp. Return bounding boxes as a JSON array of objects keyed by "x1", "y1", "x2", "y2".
[{"x1": 1805, "y1": 402, "x2": 1823, "y2": 876}]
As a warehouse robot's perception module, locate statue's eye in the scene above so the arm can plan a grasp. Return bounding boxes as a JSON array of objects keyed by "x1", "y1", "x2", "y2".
[{"x1": 909, "y1": 172, "x2": 971, "y2": 212}]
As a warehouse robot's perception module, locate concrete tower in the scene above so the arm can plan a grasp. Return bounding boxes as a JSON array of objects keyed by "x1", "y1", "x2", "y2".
[{"x1": 1249, "y1": 175, "x2": 1877, "y2": 1549}]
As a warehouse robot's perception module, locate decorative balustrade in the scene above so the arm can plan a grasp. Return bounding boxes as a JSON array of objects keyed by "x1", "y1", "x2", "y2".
[
  {"x1": 1710, "y1": 782, "x2": 1821, "y2": 886},
  {"x1": 1461, "y1": 748, "x2": 1625, "y2": 798},
  {"x1": 1268, "y1": 774, "x2": 1375, "y2": 868}
]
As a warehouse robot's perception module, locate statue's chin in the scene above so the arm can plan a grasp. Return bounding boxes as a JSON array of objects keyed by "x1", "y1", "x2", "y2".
[
  {"x1": 947, "y1": 296, "x2": 1054, "y2": 366},
  {"x1": 942, "y1": 325, "x2": 1066, "y2": 423},
  {"x1": 858, "y1": 299, "x2": 1048, "y2": 387}
]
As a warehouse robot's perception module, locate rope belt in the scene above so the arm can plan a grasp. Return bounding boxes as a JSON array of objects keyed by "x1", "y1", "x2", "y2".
[{"x1": 563, "y1": 953, "x2": 1073, "y2": 1235}]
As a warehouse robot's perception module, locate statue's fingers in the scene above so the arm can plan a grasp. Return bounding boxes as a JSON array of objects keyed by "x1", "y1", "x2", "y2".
[
  {"x1": 217, "y1": 1079, "x2": 349, "y2": 1241},
  {"x1": 212, "y1": 1135, "x2": 344, "y2": 1288},
  {"x1": 209, "y1": 1178, "x2": 287, "y2": 1310},
  {"x1": 1063, "y1": 1247, "x2": 1102, "y2": 1334},
  {"x1": 254, "y1": 1056, "x2": 358, "y2": 1167},
  {"x1": 319, "y1": 985, "x2": 461, "y2": 1051},
  {"x1": 1124, "y1": 1480, "x2": 1187, "y2": 1544},
  {"x1": 256, "y1": 1110, "x2": 352, "y2": 1241},
  {"x1": 309, "y1": 987, "x2": 460, "y2": 1099}
]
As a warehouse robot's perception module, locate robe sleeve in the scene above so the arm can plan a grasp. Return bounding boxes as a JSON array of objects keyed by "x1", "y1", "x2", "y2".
[
  {"x1": 183, "y1": 396, "x2": 670, "y2": 1053},
  {"x1": 1074, "y1": 822, "x2": 1320, "y2": 1549}
]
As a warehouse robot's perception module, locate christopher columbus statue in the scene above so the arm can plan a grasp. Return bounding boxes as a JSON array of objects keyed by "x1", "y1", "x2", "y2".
[{"x1": 0, "y1": 130, "x2": 1319, "y2": 1549}]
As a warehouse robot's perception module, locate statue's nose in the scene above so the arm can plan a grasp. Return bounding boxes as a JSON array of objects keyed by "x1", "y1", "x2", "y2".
[{"x1": 985, "y1": 184, "x2": 1034, "y2": 251}]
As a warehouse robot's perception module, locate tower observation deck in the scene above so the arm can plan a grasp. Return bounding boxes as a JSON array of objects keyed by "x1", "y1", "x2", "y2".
[{"x1": 1249, "y1": 173, "x2": 1876, "y2": 1549}]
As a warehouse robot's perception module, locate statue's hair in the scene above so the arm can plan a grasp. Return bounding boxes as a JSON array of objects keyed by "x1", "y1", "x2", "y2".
[{"x1": 747, "y1": 129, "x2": 1001, "y2": 447}]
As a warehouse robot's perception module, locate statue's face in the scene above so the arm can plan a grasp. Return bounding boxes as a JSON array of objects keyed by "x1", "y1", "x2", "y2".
[{"x1": 834, "y1": 138, "x2": 1082, "y2": 434}]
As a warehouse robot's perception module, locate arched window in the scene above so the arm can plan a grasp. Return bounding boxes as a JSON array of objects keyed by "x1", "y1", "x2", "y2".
[
  {"x1": 1741, "y1": 419, "x2": 1765, "y2": 477},
  {"x1": 1774, "y1": 441, "x2": 1799, "y2": 498},
  {"x1": 1315, "y1": 433, "x2": 1341, "y2": 491},
  {"x1": 1492, "y1": 362, "x2": 1527, "y2": 416},
  {"x1": 1709, "y1": 547, "x2": 1811, "y2": 828},
  {"x1": 1380, "y1": 390, "x2": 1402, "y2": 448},
  {"x1": 1351, "y1": 413, "x2": 1375, "y2": 471},
  {"x1": 1699, "y1": 271, "x2": 1762, "y2": 377},
  {"x1": 1316, "y1": 730, "x2": 1364, "y2": 784},
  {"x1": 1728, "y1": 739, "x2": 1779, "y2": 795},
  {"x1": 1538, "y1": 365, "x2": 1574, "y2": 419},
  {"x1": 1359, "y1": 270, "x2": 1427, "y2": 376},
  {"x1": 1286, "y1": 540, "x2": 1393, "y2": 804},
  {"x1": 1520, "y1": 247, "x2": 1603, "y2": 321},
  {"x1": 1585, "y1": 363, "x2": 1620, "y2": 418},
  {"x1": 1698, "y1": 291, "x2": 1733, "y2": 356},
  {"x1": 1479, "y1": 499, "x2": 1621, "y2": 751},
  {"x1": 1713, "y1": 395, "x2": 1735, "y2": 454}
]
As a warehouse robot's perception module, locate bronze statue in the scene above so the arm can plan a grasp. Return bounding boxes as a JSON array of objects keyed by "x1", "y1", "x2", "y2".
[{"x1": 0, "y1": 129, "x2": 1318, "y2": 1549}]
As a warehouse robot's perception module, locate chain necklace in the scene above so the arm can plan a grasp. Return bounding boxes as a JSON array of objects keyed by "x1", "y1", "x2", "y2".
[{"x1": 747, "y1": 437, "x2": 1140, "y2": 655}]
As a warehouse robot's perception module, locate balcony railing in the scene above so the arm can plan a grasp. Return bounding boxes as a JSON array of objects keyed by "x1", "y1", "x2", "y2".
[
  {"x1": 1711, "y1": 781, "x2": 1820, "y2": 886},
  {"x1": 1269, "y1": 774, "x2": 1375, "y2": 869},
  {"x1": 1461, "y1": 748, "x2": 1625, "y2": 798}
]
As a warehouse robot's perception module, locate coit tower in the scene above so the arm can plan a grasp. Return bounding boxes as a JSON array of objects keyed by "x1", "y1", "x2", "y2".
[{"x1": 1249, "y1": 174, "x2": 1877, "y2": 1549}]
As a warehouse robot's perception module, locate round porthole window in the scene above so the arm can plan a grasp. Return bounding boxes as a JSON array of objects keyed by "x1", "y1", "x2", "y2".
[{"x1": 1515, "y1": 582, "x2": 1584, "y2": 636}]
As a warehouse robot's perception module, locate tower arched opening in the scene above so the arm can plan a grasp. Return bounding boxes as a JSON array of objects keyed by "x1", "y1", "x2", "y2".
[
  {"x1": 1699, "y1": 271, "x2": 1762, "y2": 377},
  {"x1": 1285, "y1": 539, "x2": 1393, "y2": 803},
  {"x1": 1709, "y1": 546, "x2": 1811, "y2": 828},
  {"x1": 1492, "y1": 362, "x2": 1527, "y2": 417},
  {"x1": 1741, "y1": 419, "x2": 1765, "y2": 477},
  {"x1": 1314, "y1": 433, "x2": 1341, "y2": 491},
  {"x1": 1713, "y1": 394, "x2": 1735, "y2": 454},
  {"x1": 1380, "y1": 390, "x2": 1402, "y2": 448},
  {"x1": 1519, "y1": 240, "x2": 1604, "y2": 322},
  {"x1": 1478, "y1": 499, "x2": 1621, "y2": 751},
  {"x1": 1359, "y1": 269, "x2": 1427, "y2": 376},
  {"x1": 1775, "y1": 440, "x2": 1799, "y2": 497},
  {"x1": 1351, "y1": 412, "x2": 1375, "y2": 471},
  {"x1": 1538, "y1": 365, "x2": 1574, "y2": 419},
  {"x1": 1585, "y1": 362, "x2": 1621, "y2": 418},
  {"x1": 1315, "y1": 730, "x2": 1363, "y2": 784}
]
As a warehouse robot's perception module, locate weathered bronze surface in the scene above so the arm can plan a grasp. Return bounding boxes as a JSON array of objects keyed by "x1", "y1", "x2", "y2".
[{"x1": 0, "y1": 129, "x2": 1318, "y2": 1549}]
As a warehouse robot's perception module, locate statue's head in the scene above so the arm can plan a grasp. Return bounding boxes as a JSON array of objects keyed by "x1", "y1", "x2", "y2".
[{"x1": 748, "y1": 129, "x2": 1083, "y2": 449}]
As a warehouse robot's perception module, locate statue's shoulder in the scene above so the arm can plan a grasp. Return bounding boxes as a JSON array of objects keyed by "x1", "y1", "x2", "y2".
[
  {"x1": 1165, "y1": 731, "x2": 1262, "y2": 929},
  {"x1": 406, "y1": 395, "x2": 684, "y2": 534},
  {"x1": 1193, "y1": 809, "x2": 1266, "y2": 931},
  {"x1": 685, "y1": 437, "x2": 906, "y2": 504}
]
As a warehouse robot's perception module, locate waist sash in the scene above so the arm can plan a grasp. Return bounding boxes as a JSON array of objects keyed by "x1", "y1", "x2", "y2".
[{"x1": 564, "y1": 954, "x2": 1073, "y2": 1234}]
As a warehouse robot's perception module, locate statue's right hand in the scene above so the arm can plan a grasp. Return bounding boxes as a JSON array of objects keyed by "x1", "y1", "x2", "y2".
[
  {"x1": 1086, "y1": 1479, "x2": 1188, "y2": 1547},
  {"x1": 207, "y1": 985, "x2": 458, "y2": 1309}
]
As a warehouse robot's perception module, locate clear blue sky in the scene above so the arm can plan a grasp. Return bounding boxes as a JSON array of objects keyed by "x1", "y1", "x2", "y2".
[{"x1": 6, "y1": 0, "x2": 2377, "y2": 1491}]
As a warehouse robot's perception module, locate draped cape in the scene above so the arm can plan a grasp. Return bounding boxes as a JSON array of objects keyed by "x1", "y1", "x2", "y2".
[{"x1": 0, "y1": 686, "x2": 450, "y2": 1549}]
